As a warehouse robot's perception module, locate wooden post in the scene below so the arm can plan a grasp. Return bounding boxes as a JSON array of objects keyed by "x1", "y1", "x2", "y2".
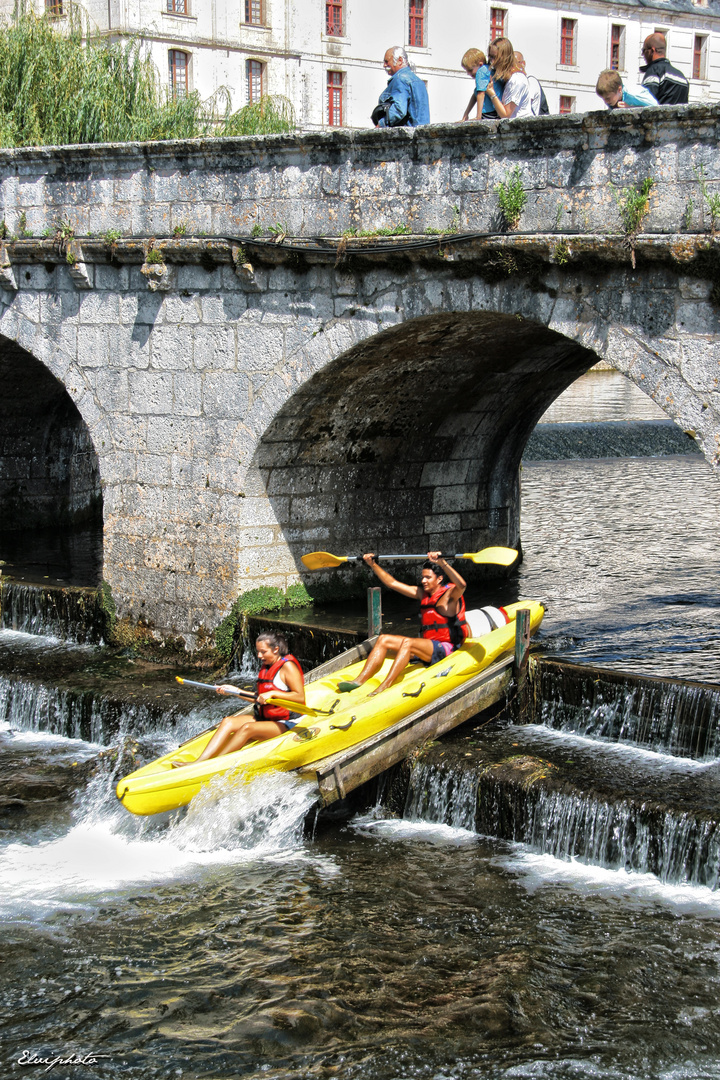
[
  {"x1": 514, "y1": 607, "x2": 531, "y2": 719},
  {"x1": 367, "y1": 587, "x2": 382, "y2": 638}
]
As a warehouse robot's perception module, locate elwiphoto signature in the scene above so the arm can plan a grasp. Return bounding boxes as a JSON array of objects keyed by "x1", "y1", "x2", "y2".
[{"x1": 17, "y1": 1049, "x2": 112, "y2": 1073}]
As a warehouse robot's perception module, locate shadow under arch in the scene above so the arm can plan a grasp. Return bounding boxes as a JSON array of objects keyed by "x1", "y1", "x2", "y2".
[
  {"x1": 253, "y1": 310, "x2": 600, "y2": 588},
  {"x1": 0, "y1": 335, "x2": 103, "y2": 585}
]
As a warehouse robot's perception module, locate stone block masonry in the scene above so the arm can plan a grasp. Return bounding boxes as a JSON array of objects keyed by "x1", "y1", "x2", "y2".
[{"x1": 0, "y1": 107, "x2": 718, "y2": 645}]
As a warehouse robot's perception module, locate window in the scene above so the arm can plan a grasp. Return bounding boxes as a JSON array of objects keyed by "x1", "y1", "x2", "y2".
[
  {"x1": 246, "y1": 59, "x2": 264, "y2": 103},
  {"x1": 693, "y1": 34, "x2": 708, "y2": 79},
  {"x1": 559, "y1": 95, "x2": 575, "y2": 114},
  {"x1": 327, "y1": 71, "x2": 344, "y2": 126},
  {"x1": 45, "y1": 0, "x2": 64, "y2": 14},
  {"x1": 326, "y1": 1, "x2": 343, "y2": 36},
  {"x1": 245, "y1": 0, "x2": 264, "y2": 25},
  {"x1": 560, "y1": 18, "x2": 577, "y2": 66},
  {"x1": 610, "y1": 24, "x2": 625, "y2": 71},
  {"x1": 168, "y1": 50, "x2": 189, "y2": 97},
  {"x1": 167, "y1": 0, "x2": 189, "y2": 12},
  {"x1": 409, "y1": 1, "x2": 425, "y2": 48},
  {"x1": 490, "y1": 8, "x2": 505, "y2": 40}
]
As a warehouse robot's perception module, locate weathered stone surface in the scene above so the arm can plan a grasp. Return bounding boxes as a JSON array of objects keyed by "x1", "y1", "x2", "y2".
[{"x1": 0, "y1": 114, "x2": 719, "y2": 644}]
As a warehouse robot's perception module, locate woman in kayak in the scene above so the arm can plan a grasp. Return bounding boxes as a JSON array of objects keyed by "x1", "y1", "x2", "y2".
[
  {"x1": 172, "y1": 632, "x2": 305, "y2": 766},
  {"x1": 339, "y1": 551, "x2": 469, "y2": 697}
]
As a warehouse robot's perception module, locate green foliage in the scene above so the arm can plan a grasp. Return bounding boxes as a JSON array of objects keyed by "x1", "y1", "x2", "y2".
[
  {"x1": 694, "y1": 165, "x2": 720, "y2": 234},
  {"x1": 612, "y1": 177, "x2": 654, "y2": 237},
  {"x1": 144, "y1": 246, "x2": 164, "y2": 265},
  {"x1": 172, "y1": 222, "x2": 188, "y2": 237},
  {"x1": 98, "y1": 580, "x2": 117, "y2": 636},
  {"x1": 104, "y1": 228, "x2": 122, "y2": 243},
  {"x1": 251, "y1": 223, "x2": 263, "y2": 237},
  {"x1": 611, "y1": 176, "x2": 654, "y2": 268},
  {"x1": 17, "y1": 211, "x2": 31, "y2": 238},
  {"x1": 214, "y1": 584, "x2": 313, "y2": 660},
  {"x1": 683, "y1": 197, "x2": 694, "y2": 231},
  {"x1": 495, "y1": 166, "x2": 527, "y2": 230},
  {"x1": 553, "y1": 240, "x2": 571, "y2": 265},
  {"x1": 0, "y1": 13, "x2": 295, "y2": 149}
]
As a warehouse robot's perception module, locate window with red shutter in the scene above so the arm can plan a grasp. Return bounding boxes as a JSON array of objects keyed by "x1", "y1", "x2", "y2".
[
  {"x1": 327, "y1": 71, "x2": 343, "y2": 126},
  {"x1": 560, "y1": 19, "x2": 576, "y2": 65},
  {"x1": 246, "y1": 59, "x2": 264, "y2": 102},
  {"x1": 559, "y1": 95, "x2": 575, "y2": 114},
  {"x1": 326, "y1": 1, "x2": 343, "y2": 36},
  {"x1": 409, "y1": 1, "x2": 425, "y2": 48},
  {"x1": 610, "y1": 25, "x2": 624, "y2": 71},
  {"x1": 694, "y1": 35, "x2": 707, "y2": 79},
  {"x1": 490, "y1": 8, "x2": 505, "y2": 40}
]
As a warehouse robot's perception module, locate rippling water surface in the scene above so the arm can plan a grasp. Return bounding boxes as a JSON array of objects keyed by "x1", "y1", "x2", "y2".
[{"x1": 3, "y1": 371, "x2": 720, "y2": 1078}]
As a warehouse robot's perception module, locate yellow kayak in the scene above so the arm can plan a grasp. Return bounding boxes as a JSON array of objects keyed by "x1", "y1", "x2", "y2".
[{"x1": 116, "y1": 601, "x2": 543, "y2": 816}]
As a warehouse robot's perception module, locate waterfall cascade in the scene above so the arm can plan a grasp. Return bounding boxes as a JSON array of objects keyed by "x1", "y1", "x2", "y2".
[{"x1": 400, "y1": 658, "x2": 720, "y2": 890}]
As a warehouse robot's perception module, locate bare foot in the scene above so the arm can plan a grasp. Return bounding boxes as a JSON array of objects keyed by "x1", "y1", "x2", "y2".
[{"x1": 171, "y1": 759, "x2": 192, "y2": 768}]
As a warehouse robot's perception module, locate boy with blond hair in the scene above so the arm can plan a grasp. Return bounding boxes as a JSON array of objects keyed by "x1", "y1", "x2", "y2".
[
  {"x1": 460, "y1": 48, "x2": 503, "y2": 121},
  {"x1": 596, "y1": 69, "x2": 657, "y2": 109}
]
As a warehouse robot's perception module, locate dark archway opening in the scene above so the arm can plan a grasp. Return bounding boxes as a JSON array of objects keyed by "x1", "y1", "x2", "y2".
[
  {"x1": 0, "y1": 337, "x2": 103, "y2": 586},
  {"x1": 254, "y1": 311, "x2": 599, "y2": 595}
]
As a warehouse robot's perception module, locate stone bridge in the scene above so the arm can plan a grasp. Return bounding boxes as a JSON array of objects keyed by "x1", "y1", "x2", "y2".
[{"x1": 1, "y1": 105, "x2": 719, "y2": 644}]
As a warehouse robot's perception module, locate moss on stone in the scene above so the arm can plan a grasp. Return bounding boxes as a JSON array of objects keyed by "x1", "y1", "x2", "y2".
[{"x1": 215, "y1": 583, "x2": 315, "y2": 660}]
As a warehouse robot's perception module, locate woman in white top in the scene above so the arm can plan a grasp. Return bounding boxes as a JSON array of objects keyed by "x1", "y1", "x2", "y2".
[{"x1": 486, "y1": 37, "x2": 532, "y2": 120}]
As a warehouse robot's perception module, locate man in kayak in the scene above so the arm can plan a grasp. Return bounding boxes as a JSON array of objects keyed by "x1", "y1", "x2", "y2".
[
  {"x1": 338, "y1": 552, "x2": 469, "y2": 696},
  {"x1": 172, "y1": 632, "x2": 305, "y2": 766}
]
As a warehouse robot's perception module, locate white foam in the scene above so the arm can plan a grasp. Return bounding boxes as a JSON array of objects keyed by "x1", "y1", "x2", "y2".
[
  {"x1": 0, "y1": 769, "x2": 323, "y2": 918},
  {"x1": 521, "y1": 723, "x2": 715, "y2": 769},
  {"x1": 497, "y1": 847, "x2": 720, "y2": 914},
  {"x1": 352, "y1": 812, "x2": 477, "y2": 847},
  {"x1": 0, "y1": 724, "x2": 101, "y2": 750}
]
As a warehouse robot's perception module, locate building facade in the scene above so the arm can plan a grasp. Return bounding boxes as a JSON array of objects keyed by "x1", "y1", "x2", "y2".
[{"x1": 10, "y1": 1, "x2": 720, "y2": 126}]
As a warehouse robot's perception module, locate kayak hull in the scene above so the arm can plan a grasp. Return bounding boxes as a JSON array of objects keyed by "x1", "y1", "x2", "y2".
[{"x1": 116, "y1": 601, "x2": 543, "y2": 816}]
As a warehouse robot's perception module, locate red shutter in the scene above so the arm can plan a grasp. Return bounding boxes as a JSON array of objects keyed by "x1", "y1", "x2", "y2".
[
  {"x1": 561, "y1": 19, "x2": 576, "y2": 65},
  {"x1": 326, "y1": 1, "x2": 343, "y2": 36},
  {"x1": 559, "y1": 95, "x2": 574, "y2": 114},
  {"x1": 409, "y1": 1, "x2": 424, "y2": 48},
  {"x1": 490, "y1": 8, "x2": 505, "y2": 39},
  {"x1": 327, "y1": 71, "x2": 343, "y2": 126},
  {"x1": 610, "y1": 25, "x2": 622, "y2": 70}
]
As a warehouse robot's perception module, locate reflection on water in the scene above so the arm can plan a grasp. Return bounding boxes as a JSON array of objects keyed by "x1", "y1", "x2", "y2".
[
  {"x1": 539, "y1": 369, "x2": 668, "y2": 424},
  {"x1": 517, "y1": 455, "x2": 720, "y2": 682}
]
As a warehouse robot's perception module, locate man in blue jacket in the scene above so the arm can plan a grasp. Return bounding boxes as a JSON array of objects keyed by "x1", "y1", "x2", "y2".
[{"x1": 372, "y1": 46, "x2": 430, "y2": 127}]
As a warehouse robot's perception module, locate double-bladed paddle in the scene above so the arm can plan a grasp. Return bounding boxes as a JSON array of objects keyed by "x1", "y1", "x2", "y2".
[
  {"x1": 301, "y1": 546, "x2": 518, "y2": 571},
  {"x1": 175, "y1": 676, "x2": 328, "y2": 717}
]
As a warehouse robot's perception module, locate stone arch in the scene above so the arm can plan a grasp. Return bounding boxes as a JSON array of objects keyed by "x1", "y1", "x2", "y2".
[
  {"x1": 0, "y1": 333, "x2": 103, "y2": 583},
  {"x1": 248, "y1": 309, "x2": 601, "y2": 591}
]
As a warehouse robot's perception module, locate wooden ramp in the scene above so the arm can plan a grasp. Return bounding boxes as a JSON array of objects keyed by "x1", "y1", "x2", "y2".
[{"x1": 296, "y1": 639, "x2": 516, "y2": 806}]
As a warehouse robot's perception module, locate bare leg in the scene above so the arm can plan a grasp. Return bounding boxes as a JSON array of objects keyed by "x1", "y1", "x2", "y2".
[
  {"x1": 172, "y1": 714, "x2": 286, "y2": 766},
  {"x1": 369, "y1": 637, "x2": 434, "y2": 695}
]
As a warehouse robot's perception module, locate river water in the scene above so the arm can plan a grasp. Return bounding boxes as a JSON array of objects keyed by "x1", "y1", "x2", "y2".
[{"x1": 2, "y1": 371, "x2": 720, "y2": 1080}]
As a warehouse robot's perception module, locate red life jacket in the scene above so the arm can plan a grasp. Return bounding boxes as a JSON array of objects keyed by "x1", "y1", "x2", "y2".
[
  {"x1": 255, "y1": 654, "x2": 304, "y2": 723},
  {"x1": 420, "y1": 585, "x2": 470, "y2": 647}
]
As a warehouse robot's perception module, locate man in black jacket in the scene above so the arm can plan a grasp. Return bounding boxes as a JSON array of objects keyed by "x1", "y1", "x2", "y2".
[{"x1": 640, "y1": 33, "x2": 689, "y2": 104}]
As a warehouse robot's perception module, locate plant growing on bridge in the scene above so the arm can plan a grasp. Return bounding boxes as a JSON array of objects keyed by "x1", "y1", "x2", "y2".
[
  {"x1": 693, "y1": 165, "x2": 720, "y2": 234},
  {"x1": 495, "y1": 166, "x2": 527, "y2": 231},
  {"x1": 611, "y1": 176, "x2": 654, "y2": 268}
]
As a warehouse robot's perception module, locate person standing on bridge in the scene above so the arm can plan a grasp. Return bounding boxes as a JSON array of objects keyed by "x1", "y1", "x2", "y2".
[
  {"x1": 484, "y1": 38, "x2": 532, "y2": 121},
  {"x1": 372, "y1": 46, "x2": 430, "y2": 127},
  {"x1": 337, "y1": 553, "x2": 469, "y2": 697},
  {"x1": 640, "y1": 33, "x2": 689, "y2": 105}
]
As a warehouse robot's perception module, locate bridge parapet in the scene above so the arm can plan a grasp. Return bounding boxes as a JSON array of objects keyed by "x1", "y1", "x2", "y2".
[{"x1": 0, "y1": 105, "x2": 719, "y2": 241}]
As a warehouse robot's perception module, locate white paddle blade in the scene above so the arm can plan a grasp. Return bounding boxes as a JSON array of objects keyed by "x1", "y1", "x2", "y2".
[
  {"x1": 460, "y1": 547, "x2": 518, "y2": 567},
  {"x1": 301, "y1": 551, "x2": 349, "y2": 571}
]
